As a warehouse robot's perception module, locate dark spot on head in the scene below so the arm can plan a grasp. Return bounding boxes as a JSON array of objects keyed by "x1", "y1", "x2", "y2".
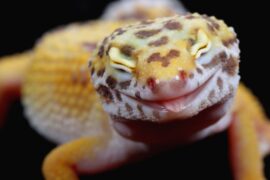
[
  {"x1": 125, "y1": 103, "x2": 133, "y2": 114},
  {"x1": 211, "y1": 20, "x2": 220, "y2": 30},
  {"x1": 135, "y1": 29, "x2": 161, "y2": 39},
  {"x1": 120, "y1": 45, "x2": 135, "y2": 56},
  {"x1": 147, "y1": 49, "x2": 180, "y2": 67},
  {"x1": 115, "y1": 91, "x2": 122, "y2": 102},
  {"x1": 135, "y1": 91, "x2": 141, "y2": 99},
  {"x1": 217, "y1": 77, "x2": 223, "y2": 91},
  {"x1": 106, "y1": 76, "x2": 117, "y2": 89},
  {"x1": 98, "y1": 46, "x2": 105, "y2": 58},
  {"x1": 202, "y1": 56, "x2": 220, "y2": 69},
  {"x1": 119, "y1": 80, "x2": 131, "y2": 89},
  {"x1": 90, "y1": 67, "x2": 95, "y2": 76},
  {"x1": 137, "y1": 104, "x2": 145, "y2": 118},
  {"x1": 222, "y1": 56, "x2": 239, "y2": 76},
  {"x1": 222, "y1": 37, "x2": 237, "y2": 47},
  {"x1": 105, "y1": 45, "x2": 111, "y2": 56},
  {"x1": 219, "y1": 84, "x2": 235, "y2": 104},
  {"x1": 196, "y1": 67, "x2": 203, "y2": 74},
  {"x1": 219, "y1": 52, "x2": 227, "y2": 60},
  {"x1": 203, "y1": 52, "x2": 227, "y2": 69},
  {"x1": 98, "y1": 37, "x2": 109, "y2": 58},
  {"x1": 167, "y1": 50, "x2": 180, "y2": 59},
  {"x1": 148, "y1": 36, "x2": 169, "y2": 47},
  {"x1": 204, "y1": 16, "x2": 220, "y2": 32},
  {"x1": 114, "y1": 28, "x2": 126, "y2": 36},
  {"x1": 203, "y1": 52, "x2": 238, "y2": 76},
  {"x1": 88, "y1": 61, "x2": 92, "y2": 68},
  {"x1": 82, "y1": 42, "x2": 97, "y2": 52},
  {"x1": 207, "y1": 23, "x2": 216, "y2": 33},
  {"x1": 147, "y1": 52, "x2": 161, "y2": 63},
  {"x1": 164, "y1": 20, "x2": 182, "y2": 30},
  {"x1": 97, "y1": 68, "x2": 105, "y2": 77},
  {"x1": 189, "y1": 72, "x2": 194, "y2": 79},
  {"x1": 97, "y1": 85, "x2": 113, "y2": 103}
]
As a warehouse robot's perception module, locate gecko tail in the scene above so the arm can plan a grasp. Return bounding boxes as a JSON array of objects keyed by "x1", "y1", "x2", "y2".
[{"x1": 0, "y1": 52, "x2": 32, "y2": 127}]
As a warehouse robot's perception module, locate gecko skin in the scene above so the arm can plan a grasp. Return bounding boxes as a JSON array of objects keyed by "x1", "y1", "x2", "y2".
[
  {"x1": 22, "y1": 20, "x2": 129, "y2": 143},
  {"x1": 20, "y1": 13, "x2": 268, "y2": 180}
]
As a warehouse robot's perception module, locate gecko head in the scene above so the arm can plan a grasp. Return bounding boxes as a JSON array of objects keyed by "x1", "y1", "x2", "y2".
[{"x1": 90, "y1": 13, "x2": 240, "y2": 129}]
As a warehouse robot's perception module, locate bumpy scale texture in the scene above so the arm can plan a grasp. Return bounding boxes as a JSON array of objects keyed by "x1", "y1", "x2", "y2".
[{"x1": 22, "y1": 21, "x2": 129, "y2": 143}]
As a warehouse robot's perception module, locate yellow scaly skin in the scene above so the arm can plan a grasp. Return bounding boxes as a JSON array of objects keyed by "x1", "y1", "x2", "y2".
[
  {"x1": 29, "y1": 14, "x2": 268, "y2": 180},
  {"x1": 22, "y1": 20, "x2": 129, "y2": 143}
]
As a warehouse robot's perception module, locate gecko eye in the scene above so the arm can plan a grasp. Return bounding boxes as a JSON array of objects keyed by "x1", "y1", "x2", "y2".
[
  {"x1": 190, "y1": 29, "x2": 211, "y2": 59},
  {"x1": 109, "y1": 47, "x2": 135, "y2": 73}
]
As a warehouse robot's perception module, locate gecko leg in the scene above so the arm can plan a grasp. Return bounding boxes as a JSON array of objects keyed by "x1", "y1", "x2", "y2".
[
  {"x1": 228, "y1": 112, "x2": 265, "y2": 180},
  {"x1": 43, "y1": 137, "x2": 102, "y2": 180},
  {"x1": 0, "y1": 52, "x2": 31, "y2": 126}
]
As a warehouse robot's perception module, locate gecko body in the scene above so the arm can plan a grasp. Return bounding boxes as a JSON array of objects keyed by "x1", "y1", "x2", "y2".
[
  {"x1": 26, "y1": 14, "x2": 268, "y2": 180},
  {"x1": 0, "y1": 8, "x2": 269, "y2": 180}
]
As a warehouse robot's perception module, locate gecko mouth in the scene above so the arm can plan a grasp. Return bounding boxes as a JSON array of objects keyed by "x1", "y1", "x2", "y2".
[
  {"x1": 146, "y1": 76, "x2": 213, "y2": 112},
  {"x1": 124, "y1": 72, "x2": 217, "y2": 113}
]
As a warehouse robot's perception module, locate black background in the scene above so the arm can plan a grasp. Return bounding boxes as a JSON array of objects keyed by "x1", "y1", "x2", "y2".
[{"x1": 0, "y1": 0, "x2": 269, "y2": 179}]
